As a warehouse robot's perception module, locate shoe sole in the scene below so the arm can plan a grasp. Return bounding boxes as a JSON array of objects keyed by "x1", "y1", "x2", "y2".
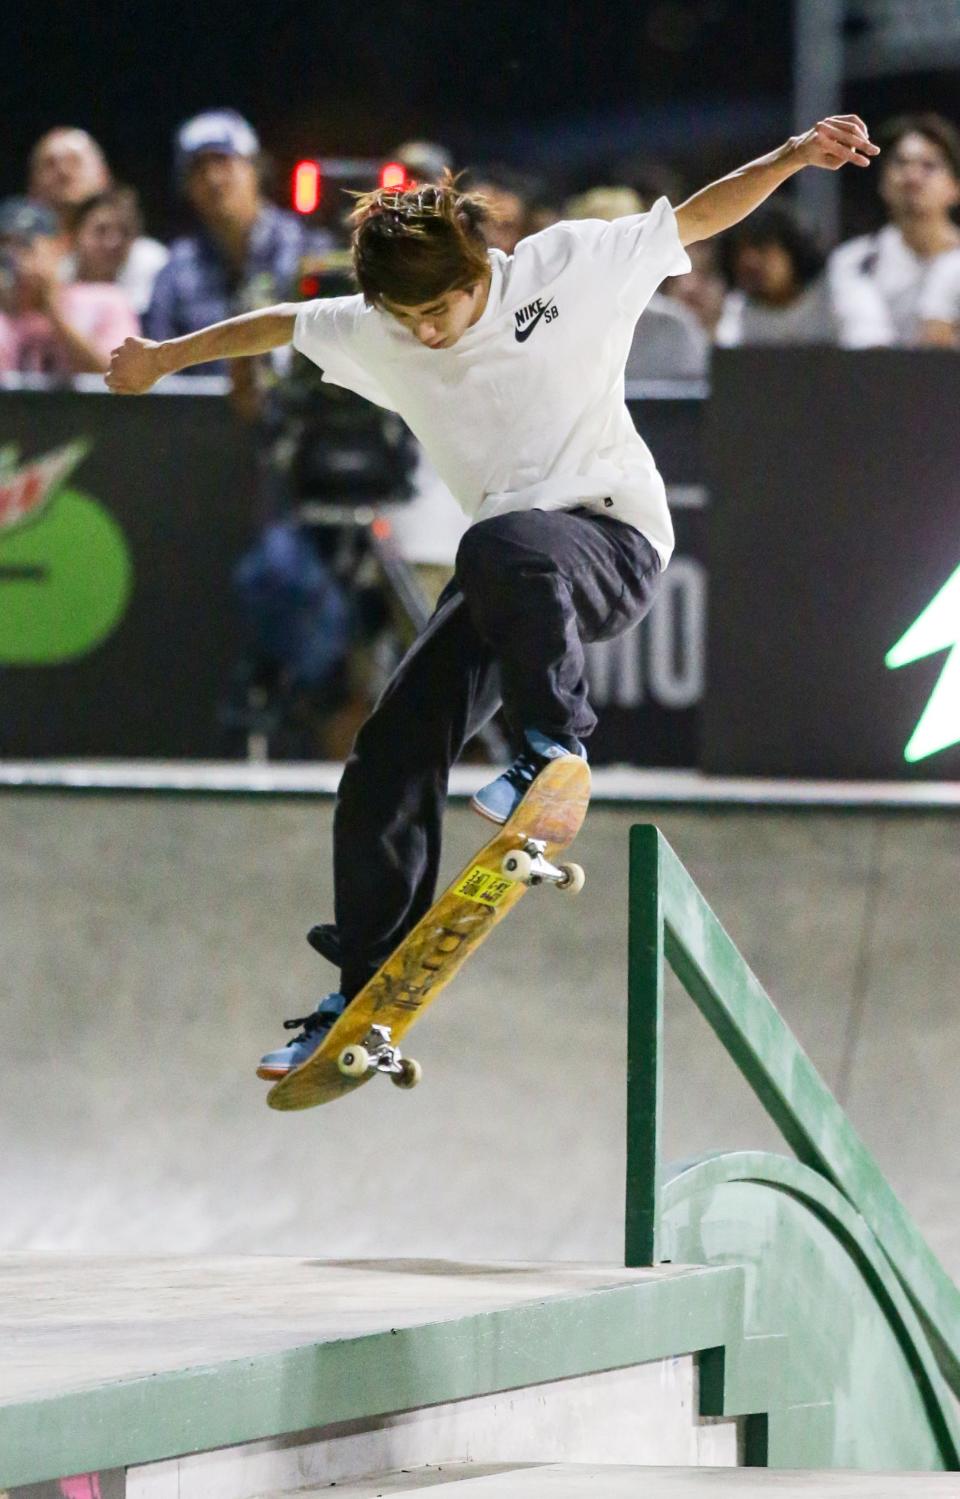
[{"x1": 470, "y1": 794, "x2": 508, "y2": 824}]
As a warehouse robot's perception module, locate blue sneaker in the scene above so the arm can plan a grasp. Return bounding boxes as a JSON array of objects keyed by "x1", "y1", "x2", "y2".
[
  {"x1": 256, "y1": 992, "x2": 348, "y2": 1080},
  {"x1": 471, "y1": 729, "x2": 587, "y2": 824}
]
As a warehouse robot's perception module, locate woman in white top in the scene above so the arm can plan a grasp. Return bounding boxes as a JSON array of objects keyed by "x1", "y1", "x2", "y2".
[{"x1": 828, "y1": 112, "x2": 960, "y2": 346}]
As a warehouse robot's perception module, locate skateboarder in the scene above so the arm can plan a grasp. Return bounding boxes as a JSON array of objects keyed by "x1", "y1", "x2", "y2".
[{"x1": 106, "y1": 115, "x2": 878, "y2": 1076}]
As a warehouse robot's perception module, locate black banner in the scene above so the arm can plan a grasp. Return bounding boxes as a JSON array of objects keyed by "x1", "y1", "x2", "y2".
[
  {"x1": 0, "y1": 385, "x2": 708, "y2": 766},
  {"x1": 704, "y1": 347, "x2": 960, "y2": 780}
]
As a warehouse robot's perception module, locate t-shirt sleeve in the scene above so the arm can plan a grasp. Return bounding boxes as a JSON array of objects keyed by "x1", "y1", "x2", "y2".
[
  {"x1": 293, "y1": 296, "x2": 398, "y2": 410},
  {"x1": 567, "y1": 197, "x2": 692, "y2": 319}
]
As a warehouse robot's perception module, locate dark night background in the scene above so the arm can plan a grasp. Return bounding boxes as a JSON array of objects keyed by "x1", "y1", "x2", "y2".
[{"x1": 6, "y1": 0, "x2": 960, "y2": 241}]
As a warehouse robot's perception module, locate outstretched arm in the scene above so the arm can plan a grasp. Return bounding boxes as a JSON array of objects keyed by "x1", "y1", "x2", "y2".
[
  {"x1": 105, "y1": 304, "x2": 300, "y2": 394},
  {"x1": 674, "y1": 116, "x2": 879, "y2": 247}
]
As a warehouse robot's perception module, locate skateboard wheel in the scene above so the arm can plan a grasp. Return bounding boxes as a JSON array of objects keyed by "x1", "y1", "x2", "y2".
[
  {"x1": 557, "y1": 861, "x2": 586, "y2": 894},
  {"x1": 501, "y1": 848, "x2": 533, "y2": 882},
  {"x1": 391, "y1": 1057, "x2": 423, "y2": 1090},
  {"x1": 337, "y1": 1044, "x2": 371, "y2": 1078}
]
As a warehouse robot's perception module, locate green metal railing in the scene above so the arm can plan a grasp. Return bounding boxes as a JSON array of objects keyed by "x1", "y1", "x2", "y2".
[{"x1": 626, "y1": 822, "x2": 960, "y2": 1395}]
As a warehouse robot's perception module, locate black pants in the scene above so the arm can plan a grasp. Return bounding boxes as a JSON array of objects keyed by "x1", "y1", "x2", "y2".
[{"x1": 329, "y1": 506, "x2": 662, "y2": 998}]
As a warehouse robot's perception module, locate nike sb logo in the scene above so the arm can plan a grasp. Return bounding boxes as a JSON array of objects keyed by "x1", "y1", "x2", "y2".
[{"x1": 514, "y1": 297, "x2": 559, "y2": 342}]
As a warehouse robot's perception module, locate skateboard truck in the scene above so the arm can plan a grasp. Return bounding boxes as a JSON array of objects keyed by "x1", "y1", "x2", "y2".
[
  {"x1": 500, "y1": 838, "x2": 586, "y2": 893},
  {"x1": 337, "y1": 1024, "x2": 423, "y2": 1090}
]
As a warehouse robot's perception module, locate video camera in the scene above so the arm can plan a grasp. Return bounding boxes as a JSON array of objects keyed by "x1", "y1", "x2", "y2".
[{"x1": 276, "y1": 248, "x2": 418, "y2": 505}]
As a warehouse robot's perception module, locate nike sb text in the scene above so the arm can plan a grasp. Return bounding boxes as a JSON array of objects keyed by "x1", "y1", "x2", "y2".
[{"x1": 514, "y1": 297, "x2": 559, "y2": 342}]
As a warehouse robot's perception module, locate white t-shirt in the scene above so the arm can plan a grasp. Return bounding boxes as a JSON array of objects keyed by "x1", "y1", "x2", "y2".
[
  {"x1": 917, "y1": 245, "x2": 960, "y2": 328},
  {"x1": 293, "y1": 197, "x2": 691, "y2": 566},
  {"x1": 378, "y1": 450, "x2": 471, "y2": 567},
  {"x1": 827, "y1": 225, "x2": 960, "y2": 346},
  {"x1": 118, "y1": 236, "x2": 170, "y2": 316}
]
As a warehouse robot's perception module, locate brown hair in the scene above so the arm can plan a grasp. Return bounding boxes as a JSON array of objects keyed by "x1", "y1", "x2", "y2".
[
  {"x1": 878, "y1": 112, "x2": 960, "y2": 183},
  {"x1": 73, "y1": 186, "x2": 143, "y2": 239},
  {"x1": 350, "y1": 172, "x2": 491, "y2": 307}
]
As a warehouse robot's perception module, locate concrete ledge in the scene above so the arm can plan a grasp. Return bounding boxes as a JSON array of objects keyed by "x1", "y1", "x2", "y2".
[
  {"x1": 246, "y1": 1465, "x2": 960, "y2": 1497},
  {"x1": 2, "y1": 761, "x2": 959, "y2": 809},
  {"x1": 0, "y1": 1257, "x2": 745, "y2": 1488}
]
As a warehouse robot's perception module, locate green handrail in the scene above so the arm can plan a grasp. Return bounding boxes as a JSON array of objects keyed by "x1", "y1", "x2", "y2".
[{"x1": 626, "y1": 822, "x2": 960, "y2": 1393}]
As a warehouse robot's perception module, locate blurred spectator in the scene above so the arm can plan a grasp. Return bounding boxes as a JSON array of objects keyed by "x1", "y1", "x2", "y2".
[
  {"x1": 828, "y1": 112, "x2": 960, "y2": 346},
  {"x1": 662, "y1": 240, "x2": 726, "y2": 339},
  {"x1": 29, "y1": 127, "x2": 110, "y2": 227},
  {"x1": 564, "y1": 185, "x2": 707, "y2": 379},
  {"x1": 716, "y1": 202, "x2": 891, "y2": 347},
  {"x1": 144, "y1": 109, "x2": 327, "y2": 379},
  {"x1": 0, "y1": 197, "x2": 138, "y2": 375},
  {"x1": 28, "y1": 126, "x2": 168, "y2": 314},
  {"x1": 391, "y1": 139, "x2": 454, "y2": 186},
  {"x1": 917, "y1": 245, "x2": 960, "y2": 346},
  {"x1": 468, "y1": 165, "x2": 541, "y2": 253},
  {"x1": 73, "y1": 188, "x2": 146, "y2": 291}
]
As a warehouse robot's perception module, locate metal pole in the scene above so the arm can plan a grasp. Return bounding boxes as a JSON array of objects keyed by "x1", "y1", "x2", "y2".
[{"x1": 793, "y1": 0, "x2": 845, "y2": 244}]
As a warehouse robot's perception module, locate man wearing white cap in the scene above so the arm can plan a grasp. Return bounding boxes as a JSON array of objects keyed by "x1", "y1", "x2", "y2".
[{"x1": 144, "y1": 109, "x2": 327, "y2": 373}]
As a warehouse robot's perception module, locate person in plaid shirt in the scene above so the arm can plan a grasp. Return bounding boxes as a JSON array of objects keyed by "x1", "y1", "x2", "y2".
[{"x1": 143, "y1": 109, "x2": 329, "y2": 374}]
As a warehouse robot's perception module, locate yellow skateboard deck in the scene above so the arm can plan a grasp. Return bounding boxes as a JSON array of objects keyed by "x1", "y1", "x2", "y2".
[{"x1": 266, "y1": 755, "x2": 591, "y2": 1111}]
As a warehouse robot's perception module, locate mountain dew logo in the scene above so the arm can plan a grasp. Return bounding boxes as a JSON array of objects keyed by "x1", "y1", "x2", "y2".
[
  {"x1": 0, "y1": 439, "x2": 132, "y2": 664},
  {"x1": 886, "y1": 561, "x2": 960, "y2": 763}
]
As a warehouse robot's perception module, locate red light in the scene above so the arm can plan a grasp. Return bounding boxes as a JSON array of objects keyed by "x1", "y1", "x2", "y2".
[
  {"x1": 293, "y1": 161, "x2": 320, "y2": 214},
  {"x1": 380, "y1": 161, "x2": 409, "y2": 191}
]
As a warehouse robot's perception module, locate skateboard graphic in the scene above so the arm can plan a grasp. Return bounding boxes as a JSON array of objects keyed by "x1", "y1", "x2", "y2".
[{"x1": 266, "y1": 755, "x2": 591, "y2": 1111}]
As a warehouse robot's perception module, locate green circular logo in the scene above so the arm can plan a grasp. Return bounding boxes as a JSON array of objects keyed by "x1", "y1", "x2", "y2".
[{"x1": 0, "y1": 486, "x2": 132, "y2": 665}]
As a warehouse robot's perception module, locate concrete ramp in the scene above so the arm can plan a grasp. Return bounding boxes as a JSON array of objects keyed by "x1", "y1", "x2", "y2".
[{"x1": 2, "y1": 797, "x2": 960, "y2": 1491}]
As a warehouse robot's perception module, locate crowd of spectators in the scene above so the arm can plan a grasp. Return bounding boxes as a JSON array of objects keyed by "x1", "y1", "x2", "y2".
[{"x1": 3, "y1": 106, "x2": 960, "y2": 387}]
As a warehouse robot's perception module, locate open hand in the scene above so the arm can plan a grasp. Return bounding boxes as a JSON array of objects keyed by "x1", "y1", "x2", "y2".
[
  {"x1": 105, "y1": 335, "x2": 166, "y2": 394},
  {"x1": 794, "y1": 115, "x2": 880, "y2": 171}
]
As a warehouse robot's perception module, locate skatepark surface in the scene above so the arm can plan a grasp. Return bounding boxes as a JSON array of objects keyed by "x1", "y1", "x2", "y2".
[{"x1": 2, "y1": 793, "x2": 958, "y2": 1272}]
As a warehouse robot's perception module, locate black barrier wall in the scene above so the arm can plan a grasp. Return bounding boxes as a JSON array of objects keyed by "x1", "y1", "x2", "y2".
[
  {"x1": 0, "y1": 385, "x2": 707, "y2": 766},
  {"x1": 586, "y1": 390, "x2": 707, "y2": 767},
  {"x1": 704, "y1": 348, "x2": 960, "y2": 781},
  {"x1": 0, "y1": 387, "x2": 255, "y2": 758},
  {"x1": 6, "y1": 357, "x2": 956, "y2": 777}
]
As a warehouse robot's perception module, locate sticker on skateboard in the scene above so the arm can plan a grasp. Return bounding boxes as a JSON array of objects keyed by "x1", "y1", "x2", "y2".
[
  {"x1": 452, "y1": 866, "x2": 514, "y2": 906},
  {"x1": 263, "y1": 754, "x2": 590, "y2": 1111}
]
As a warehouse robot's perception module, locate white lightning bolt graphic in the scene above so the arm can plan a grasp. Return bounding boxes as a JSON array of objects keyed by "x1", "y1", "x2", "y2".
[{"x1": 885, "y1": 563, "x2": 960, "y2": 763}]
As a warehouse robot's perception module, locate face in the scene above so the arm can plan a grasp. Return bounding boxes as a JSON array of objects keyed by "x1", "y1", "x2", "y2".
[
  {"x1": 30, "y1": 130, "x2": 110, "y2": 210},
  {"x1": 185, "y1": 152, "x2": 260, "y2": 227},
  {"x1": 381, "y1": 281, "x2": 488, "y2": 349},
  {"x1": 732, "y1": 241, "x2": 799, "y2": 305},
  {"x1": 74, "y1": 203, "x2": 133, "y2": 281},
  {"x1": 880, "y1": 132, "x2": 960, "y2": 221}
]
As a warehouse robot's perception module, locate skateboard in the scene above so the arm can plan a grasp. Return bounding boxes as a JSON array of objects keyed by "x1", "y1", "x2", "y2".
[{"x1": 266, "y1": 755, "x2": 591, "y2": 1111}]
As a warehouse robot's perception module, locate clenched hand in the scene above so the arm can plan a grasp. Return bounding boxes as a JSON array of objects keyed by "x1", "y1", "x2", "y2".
[{"x1": 105, "y1": 336, "x2": 166, "y2": 395}]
